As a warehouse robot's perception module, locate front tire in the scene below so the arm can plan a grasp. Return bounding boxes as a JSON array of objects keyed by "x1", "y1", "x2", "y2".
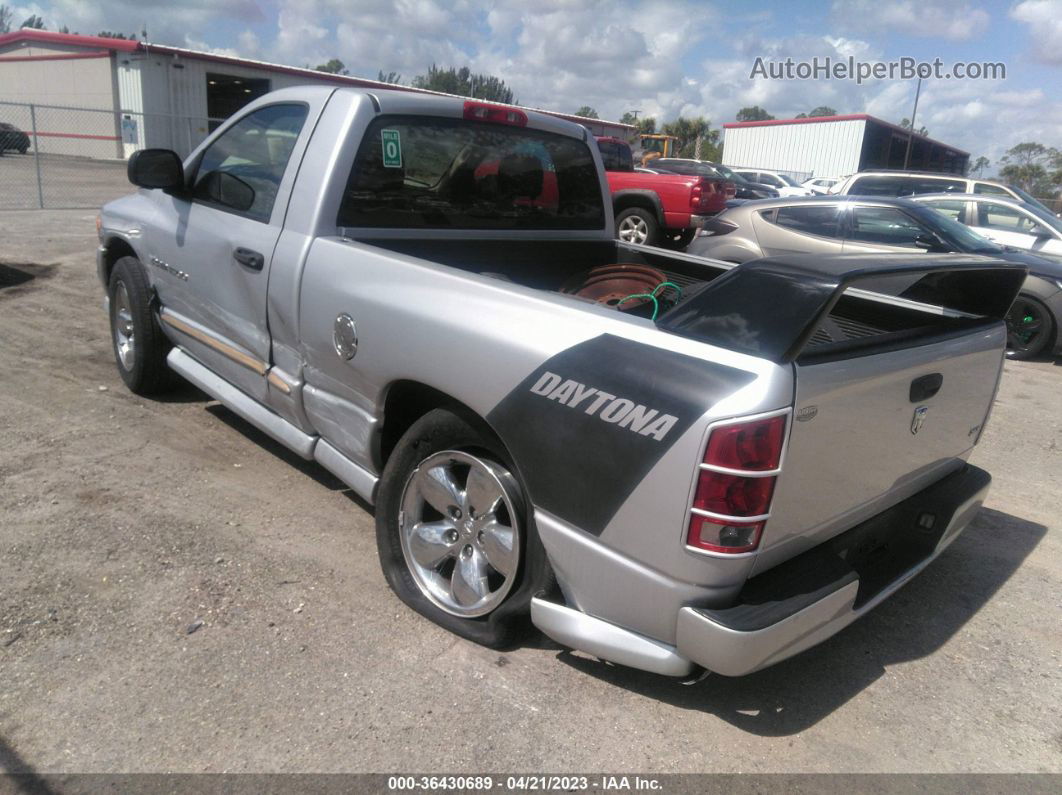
[
  {"x1": 1005, "y1": 294, "x2": 1056, "y2": 360},
  {"x1": 108, "y1": 256, "x2": 176, "y2": 395},
  {"x1": 375, "y1": 409, "x2": 552, "y2": 648},
  {"x1": 615, "y1": 207, "x2": 660, "y2": 247}
]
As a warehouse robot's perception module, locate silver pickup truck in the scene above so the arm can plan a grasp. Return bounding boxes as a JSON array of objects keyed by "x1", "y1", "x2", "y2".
[{"x1": 97, "y1": 86, "x2": 1026, "y2": 678}]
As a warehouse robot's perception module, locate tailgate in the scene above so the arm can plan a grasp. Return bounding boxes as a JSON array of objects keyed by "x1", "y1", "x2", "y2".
[
  {"x1": 658, "y1": 253, "x2": 1026, "y2": 568},
  {"x1": 762, "y1": 324, "x2": 1004, "y2": 560}
]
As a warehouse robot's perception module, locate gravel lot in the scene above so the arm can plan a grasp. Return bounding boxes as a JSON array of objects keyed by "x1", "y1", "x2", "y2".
[
  {"x1": 0, "y1": 208, "x2": 1060, "y2": 776},
  {"x1": 0, "y1": 154, "x2": 129, "y2": 210}
]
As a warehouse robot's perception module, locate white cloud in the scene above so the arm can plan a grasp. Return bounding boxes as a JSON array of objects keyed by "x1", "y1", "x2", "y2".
[
  {"x1": 829, "y1": 0, "x2": 991, "y2": 41},
  {"x1": 1010, "y1": 0, "x2": 1062, "y2": 64}
]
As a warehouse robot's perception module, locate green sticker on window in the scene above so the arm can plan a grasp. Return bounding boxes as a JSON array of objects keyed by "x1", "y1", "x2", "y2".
[{"x1": 381, "y1": 129, "x2": 402, "y2": 168}]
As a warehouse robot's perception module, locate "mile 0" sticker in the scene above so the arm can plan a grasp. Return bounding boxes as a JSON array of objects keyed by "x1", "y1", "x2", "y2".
[{"x1": 381, "y1": 129, "x2": 402, "y2": 168}]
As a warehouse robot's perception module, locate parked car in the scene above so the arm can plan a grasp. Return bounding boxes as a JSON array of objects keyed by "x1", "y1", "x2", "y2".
[
  {"x1": 595, "y1": 138, "x2": 734, "y2": 248},
  {"x1": 652, "y1": 158, "x2": 778, "y2": 200},
  {"x1": 689, "y1": 196, "x2": 1061, "y2": 359},
  {"x1": 97, "y1": 86, "x2": 1024, "y2": 678},
  {"x1": 911, "y1": 193, "x2": 1062, "y2": 257},
  {"x1": 833, "y1": 169, "x2": 1058, "y2": 217},
  {"x1": 0, "y1": 121, "x2": 30, "y2": 154},
  {"x1": 803, "y1": 176, "x2": 839, "y2": 195},
  {"x1": 732, "y1": 168, "x2": 811, "y2": 197}
]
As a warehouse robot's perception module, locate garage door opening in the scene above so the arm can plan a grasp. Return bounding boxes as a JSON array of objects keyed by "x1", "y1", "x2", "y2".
[{"x1": 206, "y1": 73, "x2": 271, "y2": 129}]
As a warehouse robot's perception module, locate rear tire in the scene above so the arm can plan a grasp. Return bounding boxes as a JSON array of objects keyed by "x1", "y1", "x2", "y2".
[
  {"x1": 108, "y1": 256, "x2": 177, "y2": 395},
  {"x1": 1005, "y1": 294, "x2": 1055, "y2": 360},
  {"x1": 375, "y1": 408, "x2": 553, "y2": 648},
  {"x1": 616, "y1": 207, "x2": 660, "y2": 247}
]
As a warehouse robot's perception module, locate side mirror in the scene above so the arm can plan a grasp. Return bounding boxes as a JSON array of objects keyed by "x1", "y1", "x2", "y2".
[
  {"x1": 914, "y1": 232, "x2": 951, "y2": 252},
  {"x1": 128, "y1": 149, "x2": 184, "y2": 190},
  {"x1": 195, "y1": 170, "x2": 256, "y2": 213}
]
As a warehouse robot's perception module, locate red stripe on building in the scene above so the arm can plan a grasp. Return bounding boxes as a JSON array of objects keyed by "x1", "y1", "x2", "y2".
[
  {"x1": 0, "y1": 50, "x2": 111, "y2": 62},
  {"x1": 32, "y1": 131, "x2": 121, "y2": 141}
]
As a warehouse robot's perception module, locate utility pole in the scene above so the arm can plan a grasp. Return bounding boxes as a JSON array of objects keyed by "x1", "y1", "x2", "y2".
[{"x1": 903, "y1": 77, "x2": 922, "y2": 170}]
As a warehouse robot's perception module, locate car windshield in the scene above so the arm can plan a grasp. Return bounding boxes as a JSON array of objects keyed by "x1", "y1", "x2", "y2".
[
  {"x1": 1007, "y1": 185, "x2": 1059, "y2": 219},
  {"x1": 779, "y1": 174, "x2": 803, "y2": 187},
  {"x1": 1019, "y1": 201, "x2": 1062, "y2": 235},
  {"x1": 909, "y1": 203, "x2": 1003, "y2": 254}
]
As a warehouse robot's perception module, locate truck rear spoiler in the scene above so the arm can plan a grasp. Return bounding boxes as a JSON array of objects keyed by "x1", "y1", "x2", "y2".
[{"x1": 657, "y1": 253, "x2": 1028, "y2": 363}]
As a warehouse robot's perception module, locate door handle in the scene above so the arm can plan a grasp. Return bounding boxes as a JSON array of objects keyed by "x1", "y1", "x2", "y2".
[
  {"x1": 233, "y1": 247, "x2": 264, "y2": 271},
  {"x1": 910, "y1": 373, "x2": 943, "y2": 403}
]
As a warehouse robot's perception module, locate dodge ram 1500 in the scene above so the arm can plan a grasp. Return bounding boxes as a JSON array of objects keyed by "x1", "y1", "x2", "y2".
[{"x1": 97, "y1": 86, "x2": 1025, "y2": 678}]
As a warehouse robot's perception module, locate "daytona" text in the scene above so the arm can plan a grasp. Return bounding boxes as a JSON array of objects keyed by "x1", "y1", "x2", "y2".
[{"x1": 529, "y1": 372, "x2": 679, "y2": 442}]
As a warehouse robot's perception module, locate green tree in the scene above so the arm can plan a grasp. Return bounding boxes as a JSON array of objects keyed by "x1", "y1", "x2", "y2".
[
  {"x1": 970, "y1": 156, "x2": 990, "y2": 178},
  {"x1": 315, "y1": 59, "x2": 348, "y2": 75},
  {"x1": 661, "y1": 116, "x2": 721, "y2": 160},
  {"x1": 619, "y1": 111, "x2": 641, "y2": 126},
  {"x1": 98, "y1": 31, "x2": 137, "y2": 39},
  {"x1": 20, "y1": 14, "x2": 45, "y2": 29},
  {"x1": 736, "y1": 106, "x2": 773, "y2": 122},
  {"x1": 0, "y1": 5, "x2": 14, "y2": 33},
  {"x1": 634, "y1": 117, "x2": 656, "y2": 135},
  {"x1": 998, "y1": 142, "x2": 1059, "y2": 197},
  {"x1": 412, "y1": 65, "x2": 516, "y2": 104},
  {"x1": 377, "y1": 70, "x2": 402, "y2": 84},
  {"x1": 807, "y1": 106, "x2": 837, "y2": 117},
  {"x1": 574, "y1": 106, "x2": 599, "y2": 119},
  {"x1": 900, "y1": 118, "x2": 929, "y2": 136}
]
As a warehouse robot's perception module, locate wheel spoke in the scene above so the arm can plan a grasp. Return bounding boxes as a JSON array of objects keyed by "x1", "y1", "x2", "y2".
[
  {"x1": 408, "y1": 520, "x2": 457, "y2": 569},
  {"x1": 479, "y1": 521, "x2": 516, "y2": 577},
  {"x1": 416, "y1": 463, "x2": 462, "y2": 517},
  {"x1": 450, "y1": 548, "x2": 489, "y2": 607},
  {"x1": 464, "y1": 465, "x2": 503, "y2": 518}
]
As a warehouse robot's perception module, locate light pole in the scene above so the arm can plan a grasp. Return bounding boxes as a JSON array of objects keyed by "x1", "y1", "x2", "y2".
[{"x1": 902, "y1": 77, "x2": 922, "y2": 170}]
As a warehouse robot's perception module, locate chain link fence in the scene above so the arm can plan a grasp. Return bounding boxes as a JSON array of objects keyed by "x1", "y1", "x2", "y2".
[{"x1": 0, "y1": 101, "x2": 223, "y2": 210}]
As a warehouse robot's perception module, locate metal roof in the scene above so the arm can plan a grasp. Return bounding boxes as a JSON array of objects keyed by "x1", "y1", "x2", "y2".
[
  {"x1": 0, "y1": 29, "x2": 634, "y2": 131},
  {"x1": 723, "y1": 113, "x2": 968, "y2": 156}
]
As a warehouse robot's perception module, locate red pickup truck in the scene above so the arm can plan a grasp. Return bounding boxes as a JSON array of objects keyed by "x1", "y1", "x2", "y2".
[{"x1": 596, "y1": 137, "x2": 734, "y2": 248}]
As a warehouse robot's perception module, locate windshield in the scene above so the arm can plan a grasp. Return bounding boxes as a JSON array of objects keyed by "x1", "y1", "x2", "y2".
[
  {"x1": 910, "y1": 203, "x2": 1003, "y2": 253},
  {"x1": 1008, "y1": 185, "x2": 1059, "y2": 219},
  {"x1": 338, "y1": 116, "x2": 605, "y2": 230},
  {"x1": 1020, "y1": 201, "x2": 1062, "y2": 234},
  {"x1": 780, "y1": 174, "x2": 803, "y2": 187}
]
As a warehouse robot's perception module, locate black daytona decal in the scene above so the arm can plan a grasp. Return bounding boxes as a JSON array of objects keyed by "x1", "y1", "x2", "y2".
[{"x1": 487, "y1": 334, "x2": 756, "y2": 536}]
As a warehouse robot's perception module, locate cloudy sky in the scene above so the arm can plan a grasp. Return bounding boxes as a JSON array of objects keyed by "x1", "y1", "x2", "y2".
[{"x1": 8, "y1": 0, "x2": 1062, "y2": 167}]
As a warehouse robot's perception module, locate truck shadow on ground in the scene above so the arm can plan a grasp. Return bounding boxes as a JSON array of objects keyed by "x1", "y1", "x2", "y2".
[{"x1": 555, "y1": 507, "x2": 1044, "y2": 736}]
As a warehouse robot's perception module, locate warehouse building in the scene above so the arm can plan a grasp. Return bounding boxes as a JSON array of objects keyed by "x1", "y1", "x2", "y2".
[
  {"x1": 721, "y1": 114, "x2": 969, "y2": 179},
  {"x1": 0, "y1": 29, "x2": 633, "y2": 159}
]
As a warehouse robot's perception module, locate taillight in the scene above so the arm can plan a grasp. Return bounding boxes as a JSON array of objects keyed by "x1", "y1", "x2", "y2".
[
  {"x1": 686, "y1": 413, "x2": 787, "y2": 554},
  {"x1": 723, "y1": 180, "x2": 736, "y2": 198},
  {"x1": 690, "y1": 182, "x2": 703, "y2": 212},
  {"x1": 463, "y1": 101, "x2": 528, "y2": 126}
]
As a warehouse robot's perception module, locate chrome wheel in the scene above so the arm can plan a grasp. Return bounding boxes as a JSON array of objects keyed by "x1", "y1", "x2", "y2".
[
  {"x1": 112, "y1": 281, "x2": 136, "y2": 370},
  {"x1": 399, "y1": 450, "x2": 521, "y2": 618},
  {"x1": 618, "y1": 214, "x2": 650, "y2": 244}
]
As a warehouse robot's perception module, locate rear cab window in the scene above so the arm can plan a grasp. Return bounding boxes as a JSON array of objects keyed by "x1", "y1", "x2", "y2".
[{"x1": 337, "y1": 116, "x2": 605, "y2": 230}]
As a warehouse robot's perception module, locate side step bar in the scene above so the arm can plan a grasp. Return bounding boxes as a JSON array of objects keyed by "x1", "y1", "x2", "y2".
[
  {"x1": 166, "y1": 348, "x2": 378, "y2": 504},
  {"x1": 530, "y1": 597, "x2": 694, "y2": 678}
]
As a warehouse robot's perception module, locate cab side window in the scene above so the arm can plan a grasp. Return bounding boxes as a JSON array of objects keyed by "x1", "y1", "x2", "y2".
[{"x1": 192, "y1": 103, "x2": 308, "y2": 222}]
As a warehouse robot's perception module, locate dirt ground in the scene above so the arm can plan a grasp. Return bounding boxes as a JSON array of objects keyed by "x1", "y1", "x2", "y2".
[{"x1": 0, "y1": 208, "x2": 1060, "y2": 776}]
